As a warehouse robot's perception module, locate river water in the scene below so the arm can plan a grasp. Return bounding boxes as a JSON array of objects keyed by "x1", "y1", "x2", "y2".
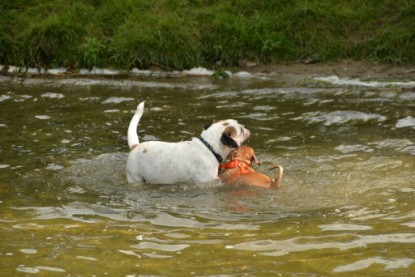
[{"x1": 0, "y1": 72, "x2": 414, "y2": 275}]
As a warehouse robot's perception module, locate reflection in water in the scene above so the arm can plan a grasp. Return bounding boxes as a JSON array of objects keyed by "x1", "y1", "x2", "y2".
[{"x1": 0, "y1": 74, "x2": 414, "y2": 275}]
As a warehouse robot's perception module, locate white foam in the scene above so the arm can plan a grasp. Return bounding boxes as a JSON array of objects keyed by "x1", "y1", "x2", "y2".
[
  {"x1": 27, "y1": 67, "x2": 40, "y2": 74},
  {"x1": 0, "y1": 95, "x2": 12, "y2": 102},
  {"x1": 35, "y1": 115, "x2": 50, "y2": 120},
  {"x1": 183, "y1": 67, "x2": 214, "y2": 76},
  {"x1": 45, "y1": 164, "x2": 64, "y2": 171},
  {"x1": 8, "y1": 66, "x2": 20, "y2": 73},
  {"x1": 233, "y1": 71, "x2": 253, "y2": 78},
  {"x1": 79, "y1": 69, "x2": 90, "y2": 74},
  {"x1": 66, "y1": 185, "x2": 86, "y2": 194},
  {"x1": 102, "y1": 97, "x2": 134, "y2": 104},
  {"x1": 20, "y1": 248, "x2": 37, "y2": 254},
  {"x1": 14, "y1": 95, "x2": 32, "y2": 102},
  {"x1": 104, "y1": 109, "x2": 120, "y2": 113},
  {"x1": 396, "y1": 116, "x2": 415, "y2": 129},
  {"x1": 41, "y1": 92, "x2": 64, "y2": 99},
  {"x1": 47, "y1": 68, "x2": 67, "y2": 75},
  {"x1": 89, "y1": 67, "x2": 120, "y2": 75},
  {"x1": 130, "y1": 68, "x2": 152, "y2": 76}
]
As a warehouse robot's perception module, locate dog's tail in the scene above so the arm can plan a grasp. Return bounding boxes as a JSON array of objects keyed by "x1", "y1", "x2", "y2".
[
  {"x1": 269, "y1": 164, "x2": 284, "y2": 188},
  {"x1": 128, "y1": 101, "x2": 145, "y2": 149}
]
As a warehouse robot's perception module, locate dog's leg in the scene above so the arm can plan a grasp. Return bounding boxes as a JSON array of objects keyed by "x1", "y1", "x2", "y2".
[
  {"x1": 128, "y1": 102, "x2": 145, "y2": 149},
  {"x1": 269, "y1": 164, "x2": 284, "y2": 188}
]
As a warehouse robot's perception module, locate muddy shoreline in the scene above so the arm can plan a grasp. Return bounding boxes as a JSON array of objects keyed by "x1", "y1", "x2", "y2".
[
  {"x1": 249, "y1": 60, "x2": 415, "y2": 80},
  {"x1": 1, "y1": 60, "x2": 415, "y2": 80}
]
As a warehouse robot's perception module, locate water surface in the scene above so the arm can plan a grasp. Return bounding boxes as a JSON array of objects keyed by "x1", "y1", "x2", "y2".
[{"x1": 0, "y1": 73, "x2": 414, "y2": 275}]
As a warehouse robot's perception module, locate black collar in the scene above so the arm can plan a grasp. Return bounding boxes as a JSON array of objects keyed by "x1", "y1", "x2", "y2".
[{"x1": 199, "y1": 137, "x2": 223, "y2": 163}]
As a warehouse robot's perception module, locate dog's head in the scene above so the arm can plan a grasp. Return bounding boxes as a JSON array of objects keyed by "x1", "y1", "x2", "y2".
[
  {"x1": 202, "y1": 119, "x2": 250, "y2": 149},
  {"x1": 229, "y1": 145, "x2": 261, "y2": 166}
]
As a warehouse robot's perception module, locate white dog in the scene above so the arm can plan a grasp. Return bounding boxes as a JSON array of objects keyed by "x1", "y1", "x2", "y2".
[{"x1": 126, "y1": 102, "x2": 250, "y2": 184}]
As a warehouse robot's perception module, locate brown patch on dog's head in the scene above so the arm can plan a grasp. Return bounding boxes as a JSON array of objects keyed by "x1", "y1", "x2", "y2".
[
  {"x1": 222, "y1": 122, "x2": 229, "y2": 126},
  {"x1": 224, "y1": 126, "x2": 237, "y2": 137},
  {"x1": 142, "y1": 148, "x2": 148, "y2": 154}
]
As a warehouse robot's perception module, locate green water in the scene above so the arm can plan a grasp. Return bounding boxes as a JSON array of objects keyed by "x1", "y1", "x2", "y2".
[{"x1": 0, "y1": 74, "x2": 414, "y2": 276}]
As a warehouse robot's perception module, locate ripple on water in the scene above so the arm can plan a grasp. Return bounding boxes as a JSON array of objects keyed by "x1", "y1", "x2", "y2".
[
  {"x1": 335, "y1": 144, "x2": 374, "y2": 153},
  {"x1": 399, "y1": 92, "x2": 415, "y2": 100},
  {"x1": 369, "y1": 139, "x2": 415, "y2": 155},
  {"x1": 149, "y1": 211, "x2": 259, "y2": 230},
  {"x1": 231, "y1": 233, "x2": 415, "y2": 257},
  {"x1": 334, "y1": 257, "x2": 415, "y2": 272},
  {"x1": 76, "y1": 255, "x2": 98, "y2": 261},
  {"x1": 16, "y1": 265, "x2": 66, "y2": 274},
  {"x1": 131, "y1": 241, "x2": 190, "y2": 252},
  {"x1": 319, "y1": 223, "x2": 373, "y2": 231},
  {"x1": 15, "y1": 203, "x2": 128, "y2": 223},
  {"x1": 314, "y1": 75, "x2": 415, "y2": 88},
  {"x1": 253, "y1": 105, "x2": 275, "y2": 111},
  {"x1": 293, "y1": 110, "x2": 386, "y2": 126}
]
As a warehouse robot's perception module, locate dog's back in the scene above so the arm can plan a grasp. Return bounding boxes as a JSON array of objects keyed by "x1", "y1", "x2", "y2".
[{"x1": 127, "y1": 139, "x2": 218, "y2": 184}]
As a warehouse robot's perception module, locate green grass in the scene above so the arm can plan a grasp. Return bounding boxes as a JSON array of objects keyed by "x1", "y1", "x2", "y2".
[{"x1": 1, "y1": 0, "x2": 415, "y2": 70}]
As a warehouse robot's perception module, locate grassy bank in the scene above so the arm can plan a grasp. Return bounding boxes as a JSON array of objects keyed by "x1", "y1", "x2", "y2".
[{"x1": 1, "y1": 0, "x2": 415, "y2": 70}]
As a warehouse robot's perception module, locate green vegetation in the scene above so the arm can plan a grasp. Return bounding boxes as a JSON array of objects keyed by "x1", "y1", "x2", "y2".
[{"x1": 1, "y1": 0, "x2": 415, "y2": 70}]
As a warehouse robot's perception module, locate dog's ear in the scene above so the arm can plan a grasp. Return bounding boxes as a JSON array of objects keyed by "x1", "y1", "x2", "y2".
[
  {"x1": 229, "y1": 148, "x2": 238, "y2": 160},
  {"x1": 221, "y1": 134, "x2": 238, "y2": 148},
  {"x1": 221, "y1": 126, "x2": 238, "y2": 148}
]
